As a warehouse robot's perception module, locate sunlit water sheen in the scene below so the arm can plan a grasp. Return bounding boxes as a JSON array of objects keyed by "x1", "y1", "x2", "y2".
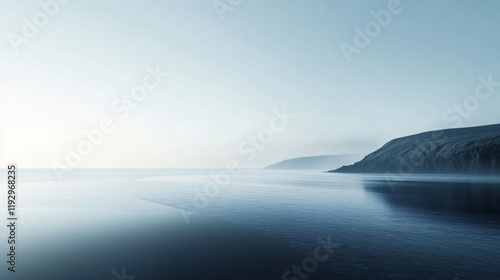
[{"x1": 0, "y1": 169, "x2": 499, "y2": 279}]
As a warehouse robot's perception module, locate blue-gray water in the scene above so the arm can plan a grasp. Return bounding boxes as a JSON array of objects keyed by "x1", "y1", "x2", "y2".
[{"x1": 0, "y1": 169, "x2": 499, "y2": 279}]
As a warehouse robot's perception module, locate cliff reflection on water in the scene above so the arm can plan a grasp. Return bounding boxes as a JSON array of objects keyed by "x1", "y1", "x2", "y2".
[{"x1": 363, "y1": 174, "x2": 500, "y2": 219}]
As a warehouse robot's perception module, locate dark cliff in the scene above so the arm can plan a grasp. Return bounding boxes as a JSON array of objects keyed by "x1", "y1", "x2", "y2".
[{"x1": 331, "y1": 124, "x2": 500, "y2": 174}]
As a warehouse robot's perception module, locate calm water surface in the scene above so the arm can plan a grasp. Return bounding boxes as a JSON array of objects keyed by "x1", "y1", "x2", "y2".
[{"x1": 0, "y1": 169, "x2": 498, "y2": 279}]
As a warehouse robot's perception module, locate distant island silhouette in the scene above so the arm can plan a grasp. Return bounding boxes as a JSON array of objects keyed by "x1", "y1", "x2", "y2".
[{"x1": 265, "y1": 154, "x2": 364, "y2": 170}]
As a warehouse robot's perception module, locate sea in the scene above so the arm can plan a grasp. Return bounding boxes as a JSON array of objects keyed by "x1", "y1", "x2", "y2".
[{"x1": 0, "y1": 169, "x2": 498, "y2": 280}]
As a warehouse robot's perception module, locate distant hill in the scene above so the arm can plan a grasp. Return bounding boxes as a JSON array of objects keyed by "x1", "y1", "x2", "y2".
[
  {"x1": 331, "y1": 124, "x2": 500, "y2": 174},
  {"x1": 265, "y1": 154, "x2": 364, "y2": 170}
]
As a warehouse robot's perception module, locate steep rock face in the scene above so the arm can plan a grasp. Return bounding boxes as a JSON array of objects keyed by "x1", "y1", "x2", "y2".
[{"x1": 331, "y1": 124, "x2": 500, "y2": 174}]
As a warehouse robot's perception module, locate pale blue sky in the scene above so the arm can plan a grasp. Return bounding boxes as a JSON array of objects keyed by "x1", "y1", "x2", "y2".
[{"x1": 1, "y1": 0, "x2": 499, "y2": 168}]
